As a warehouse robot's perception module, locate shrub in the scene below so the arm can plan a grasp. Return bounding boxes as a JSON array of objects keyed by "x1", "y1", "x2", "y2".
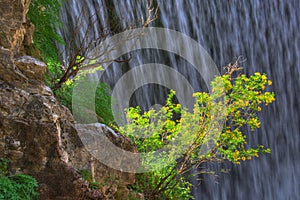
[{"x1": 120, "y1": 64, "x2": 275, "y2": 199}]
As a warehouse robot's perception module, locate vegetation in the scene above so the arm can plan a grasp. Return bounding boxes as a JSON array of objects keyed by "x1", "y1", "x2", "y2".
[
  {"x1": 28, "y1": 0, "x2": 114, "y2": 124},
  {"x1": 28, "y1": 0, "x2": 64, "y2": 61},
  {"x1": 59, "y1": 66, "x2": 115, "y2": 125},
  {"x1": 26, "y1": 1, "x2": 275, "y2": 199},
  {"x1": 27, "y1": 0, "x2": 155, "y2": 125},
  {"x1": 0, "y1": 158, "x2": 39, "y2": 200},
  {"x1": 78, "y1": 169, "x2": 100, "y2": 190},
  {"x1": 29, "y1": 0, "x2": 157, "y2": 90},
  {"x1": 120, "y1": 63, "x2": 275, "y2": 199}
]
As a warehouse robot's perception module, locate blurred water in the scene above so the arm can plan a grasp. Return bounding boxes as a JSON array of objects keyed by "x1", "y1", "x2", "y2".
[{"x1": 58, "y1": 0, "x2": 300, "y2": 199}]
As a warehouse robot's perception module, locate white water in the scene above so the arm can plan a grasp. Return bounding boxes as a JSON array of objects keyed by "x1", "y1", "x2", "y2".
[{"x1": 58, "y1": 1, "x2": 300, "y2": 199}]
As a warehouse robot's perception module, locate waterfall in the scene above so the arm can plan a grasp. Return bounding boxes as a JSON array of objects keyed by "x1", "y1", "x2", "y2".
[{"x1": 58, "y1": 0, "x2": 300, "y2": 199}]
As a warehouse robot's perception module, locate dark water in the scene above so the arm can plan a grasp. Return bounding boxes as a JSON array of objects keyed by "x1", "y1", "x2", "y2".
[{"x1": 58, "y1": 1, "x2": 300, "y2": 199}]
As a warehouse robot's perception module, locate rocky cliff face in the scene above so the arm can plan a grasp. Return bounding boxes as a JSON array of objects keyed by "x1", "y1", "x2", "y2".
[{"x1": 0, "y1": 0, "x2": 138, "y2": 199}]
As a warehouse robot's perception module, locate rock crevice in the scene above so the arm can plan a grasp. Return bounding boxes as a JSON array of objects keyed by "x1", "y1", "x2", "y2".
[{"x1": 0, "y1": 0, "x2": 138, "y2": 199}]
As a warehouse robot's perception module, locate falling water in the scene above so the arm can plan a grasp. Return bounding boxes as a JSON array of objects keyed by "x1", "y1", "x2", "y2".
[{"x1": 58, "y1": 0, "x2": 300, "y2": 199}]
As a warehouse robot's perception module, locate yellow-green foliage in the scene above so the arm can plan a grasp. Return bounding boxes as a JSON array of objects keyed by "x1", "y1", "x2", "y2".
[
  {"x1": 120, "y1": 69, "x2": 275, "y2": 199},
  {"x1": 216, "y1": 72, "x2": 274, "y2": 163}
]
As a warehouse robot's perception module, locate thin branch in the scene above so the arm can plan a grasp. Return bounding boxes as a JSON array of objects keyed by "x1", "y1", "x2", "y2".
[{"x1": 52, "y1": 3, "x2": 159, "y2": 90}]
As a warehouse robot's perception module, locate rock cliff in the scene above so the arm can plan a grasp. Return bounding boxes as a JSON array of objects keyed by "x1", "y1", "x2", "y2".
[{"x1": 0, "y1": 0, "x2": 138, "y2": 199}]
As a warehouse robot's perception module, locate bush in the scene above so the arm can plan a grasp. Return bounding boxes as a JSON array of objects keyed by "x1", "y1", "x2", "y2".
[{"x1": 120, "y1": 65, "x2": 275, "y2": 199}]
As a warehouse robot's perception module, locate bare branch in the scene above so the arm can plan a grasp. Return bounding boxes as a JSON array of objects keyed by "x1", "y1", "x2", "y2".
[{"x1": 52, "y1": 2, "x2": 159, "y2": 90}]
